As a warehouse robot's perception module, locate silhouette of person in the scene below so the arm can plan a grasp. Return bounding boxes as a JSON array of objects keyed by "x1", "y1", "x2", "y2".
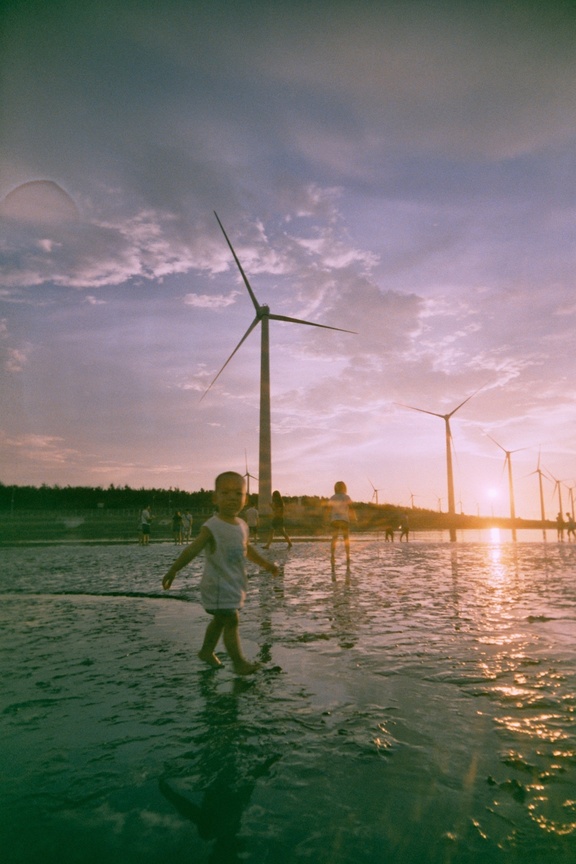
[
  {"x1": 140, "y1": 505, "x2": 152, "y2": 545},
  {"x1": 264, "y1": 491, "x2": 292, "y2": 548},
  {"x1": 399, "y1": 513, "x2": 409, "y2": 542},
  {"x1": 172, "y1": 510, "x2": 184, "y2": 544},
  {"x1": 183, "y1": 509, "x2": 194, "y2": 541},
  {"x1": 328, "y1": 481, "x2": 355, "y2": 572}
]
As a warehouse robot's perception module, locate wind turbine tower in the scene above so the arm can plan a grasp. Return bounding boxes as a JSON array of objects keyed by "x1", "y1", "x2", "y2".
[
  {"x1": 206, "y1": 213, "x2": 355, "y2": 525},
  {"x1": 398, "y1": 391, "x2": 480, "y2": 542}
]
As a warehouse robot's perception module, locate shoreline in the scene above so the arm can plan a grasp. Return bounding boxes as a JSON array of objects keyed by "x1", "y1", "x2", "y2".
[{"x1": 0, "y1": 529, "x2": 567, "y2": 547}]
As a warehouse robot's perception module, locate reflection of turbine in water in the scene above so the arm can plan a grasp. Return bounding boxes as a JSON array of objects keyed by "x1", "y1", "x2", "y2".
[
  {"x1": 485, "y1": 433, "x2": 525, "y2": 541},
  {"x1": 397, "y1": 390, "x2": 481, "y2": 542},
  {"x1": 204, "y1": 212, "x2": 355, "y2": 522}
]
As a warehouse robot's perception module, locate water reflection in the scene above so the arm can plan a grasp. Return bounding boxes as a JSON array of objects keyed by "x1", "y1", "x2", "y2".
[{"x1": 160, "y1": 673, "x2": 279, "y2": 862}]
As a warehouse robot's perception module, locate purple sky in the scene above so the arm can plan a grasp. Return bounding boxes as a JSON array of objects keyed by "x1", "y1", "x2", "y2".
[{"x1": 1, "y1": 0, "x2": 576, "y2": 519}]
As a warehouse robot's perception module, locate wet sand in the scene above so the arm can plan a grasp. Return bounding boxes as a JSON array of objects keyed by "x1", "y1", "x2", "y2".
[{"x1": 1, "y1": 537, "x2": 575, "y2": 863}]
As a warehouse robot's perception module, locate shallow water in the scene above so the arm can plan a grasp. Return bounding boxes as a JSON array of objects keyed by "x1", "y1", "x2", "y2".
[{"x1": 1, "y1": 535, "x2": 576, "y2": 863}]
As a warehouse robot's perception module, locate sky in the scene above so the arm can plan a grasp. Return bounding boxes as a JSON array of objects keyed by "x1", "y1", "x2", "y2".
[{"x1": 1, "y1": 0, "x2": 576, "y2": 519}]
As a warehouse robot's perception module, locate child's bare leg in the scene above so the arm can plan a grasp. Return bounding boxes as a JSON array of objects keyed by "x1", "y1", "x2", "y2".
[
  {"x1": 330, "y1": 533, "x2": 337, "y2": 568},
  {"x1": 198, "y1": 615, "x2": 225, "y2": 667},
  {"x1": 222, "y1": 612, "x2": 259, "y2": 675},
  {"x1": 344, "y1": 532, "x2": 350, "y2": 567}
]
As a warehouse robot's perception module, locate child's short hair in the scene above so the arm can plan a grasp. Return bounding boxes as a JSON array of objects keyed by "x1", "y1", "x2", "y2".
[
  {"x1": 214, "y1": 471, "x2": 245, "y2": 490},
  {"x1": 334, "y1": 481, "x2": 347, "y2": 494}
]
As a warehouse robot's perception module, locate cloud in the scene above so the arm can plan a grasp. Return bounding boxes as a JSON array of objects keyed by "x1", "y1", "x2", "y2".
[{"x1": 184, "y1": 292, "x2": 240, "y2": 309}]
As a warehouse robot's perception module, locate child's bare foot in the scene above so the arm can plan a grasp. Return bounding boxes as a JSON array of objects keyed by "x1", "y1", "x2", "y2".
[
  {"x1": 233, "y1": 659, "x2": 260, "y2": 676},
  {"x1": 198, "y1": 650, "x2": 222, "y2": 668}
]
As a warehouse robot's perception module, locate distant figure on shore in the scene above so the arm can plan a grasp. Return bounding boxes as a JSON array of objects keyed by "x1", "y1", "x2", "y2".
[
  {"x1": 556, "y1": 511, "x2": 565, "y2": 541},
  {"x1": 399, "y1": 513, "x2": 410, "y2": 542},
  {"x1": 565, "y1": 512, "x2": 575, "y2": 541},
  {"x1": 328, "y1": 481, "x2": 355, "y2": 572},
  {"x1": 172, "y1": 511, "x2": 184, "y2": 545},
  {"x1": 162, "y1": 471, "x2": 279, "y2": 675},
  {"x1": 183, "y1": 510, "x2": 194, "y2": 541},
  {"x1": 244, "y1": 503, "x2": 259, "y2": 542},
  {"x1": 264, "y1": 491, "x2": 292, "y2": 548},
  {"x1": 384, "y1": 519, "x2": 395, "y2": 542},
  {"x1": 140, "y1": 505, "x2": 152, "y2": 545}
]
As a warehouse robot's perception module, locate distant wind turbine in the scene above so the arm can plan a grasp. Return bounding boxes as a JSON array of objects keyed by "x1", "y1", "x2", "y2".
[
  {"x1": 567, "y1": 484, "x2": 575, "y2": 520},
  {"x1": 485, "y1": 434, "x2": 525, "y2": 541},
  {"x1": 205, "y1": 212, "x2": 355, "y2": 523},
  {"x1": 397, "y1": 390, "x2": 481, "y2": 541},
  {"x1": 528, "y1": 451, "x2": 548, "y2": 536},
  {"x1": 243, "y1": 450, "x2": 258, "y2": 496},
  {"x1": 368, "y1": 479, "x2": 382, "y2": 505},
  {"x1": 546, "y1": 470, "x2": 565, "y2": 519}
]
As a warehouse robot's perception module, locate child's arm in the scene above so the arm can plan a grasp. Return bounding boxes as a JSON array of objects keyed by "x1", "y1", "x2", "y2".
[
  {"x1": 247, "y1": 543, "x2": 280, "y2": 577},
  {"x1": 162, "y1": 527, "x2": 212, "y2": 589}
]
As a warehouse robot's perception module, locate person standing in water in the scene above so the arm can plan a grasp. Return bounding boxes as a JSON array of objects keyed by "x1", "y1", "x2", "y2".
[
  {"x1": 399, "y1": 513, "x2": 409, "y2": 541},
  {"x1": 328, "y1": 481, "x2": 355, "y2": 572},
  {"x1": 264, "y1": 490, "x2": 292, "y2": 548},
  {"x1": 140, "y1": 505, "x2": 152, "y2": 545},
  {"x1": 162, "y1": 472, "x2": 278, "y2": 675}
]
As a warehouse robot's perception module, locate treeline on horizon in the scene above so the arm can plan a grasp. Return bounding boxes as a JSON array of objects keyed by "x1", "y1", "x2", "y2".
[{"x1": 0, "y1": 482, "x2": 339, "y2": 513}]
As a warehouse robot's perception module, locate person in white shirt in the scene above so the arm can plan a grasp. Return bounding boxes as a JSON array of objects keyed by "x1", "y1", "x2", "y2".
[
  {"x1": 162, "y1": 472, "x2": 278, "y2": 675},
  {"x1": 328, "y1": 481, "x2": 355, "y2": 572}
]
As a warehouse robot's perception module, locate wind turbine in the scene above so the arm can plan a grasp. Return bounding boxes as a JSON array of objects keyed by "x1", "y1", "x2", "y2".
[
  {"x1": 567, "y1": 483, "x2": 575, "y2": 520},
  {"x1": 243, "y1": 450, "x2": 258, "y2": 497},
  {"x1": 368, "y1": 479, "x2": 382, "y2": 505},
  {"x1": 205, "y1": 212, "x2": 355, "y2": 523},
  {"x1": 397, "y1": 391, "x2": 481, "y2": 542},
  {"x1": 528, "y1": 451, "x2": 548, "y2": 536},
  {"x1": 546, "y1": 470, "x2": 565, "y2": 521},
  {"x1": 485, "y1": 434, "x2": 525, "y2": 541}
]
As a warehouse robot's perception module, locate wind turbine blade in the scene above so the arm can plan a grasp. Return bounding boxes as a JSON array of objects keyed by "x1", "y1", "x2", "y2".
[
  {"x1": 447, "y1": 389, "x2": 481, "y2": 418},
  {"x1": 200, "y1": 317, "x2": 260, "y2": 400},
  {"x1": 395, "y1": 402, "x2": 444, "y2": 419},
  {"x1": 485, "y1": 432, "x2": 506, "y2": 454},
  {"x1": 268, "y1": 312, "x2": 356, "y2": 334},
  {"x1": 214, "y1": 212, "x2": 261, "y2": 313}
]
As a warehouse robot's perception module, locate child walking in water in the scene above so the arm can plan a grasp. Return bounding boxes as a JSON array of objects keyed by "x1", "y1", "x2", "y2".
[
  {"x1": 328, "y1": 481, "x2": 355, "y2": 572},
  {"x1": 162, "y1": 471, "x2": 278, "y2": 675}
]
